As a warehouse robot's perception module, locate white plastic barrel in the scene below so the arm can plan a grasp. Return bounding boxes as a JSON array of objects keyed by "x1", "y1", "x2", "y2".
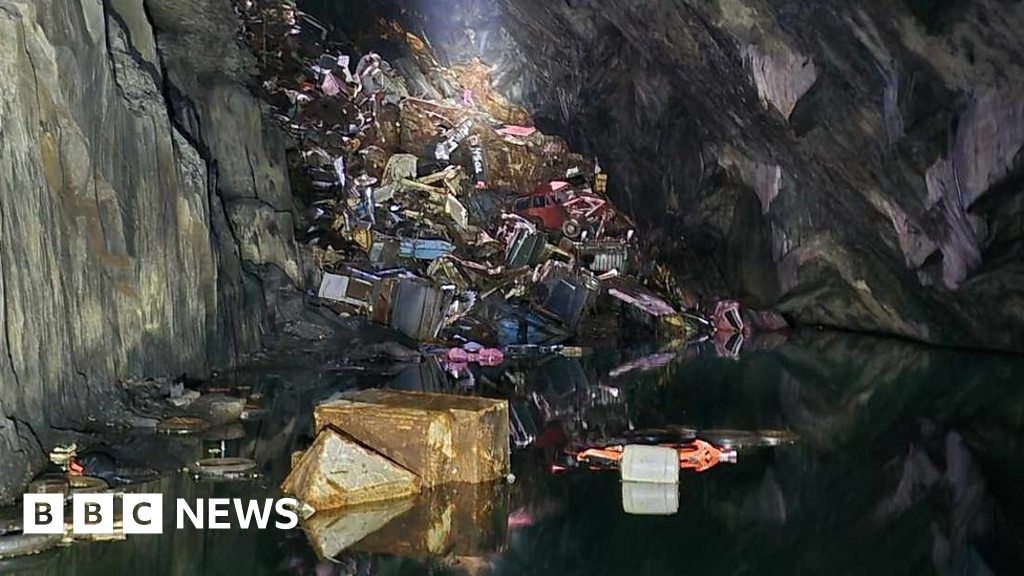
[
  {"x1": 620, "y1": 445, "x2": 679, "y2": 484},
  {"x1": 621, "y1": 481, "x2": 680, "y2": 515}
]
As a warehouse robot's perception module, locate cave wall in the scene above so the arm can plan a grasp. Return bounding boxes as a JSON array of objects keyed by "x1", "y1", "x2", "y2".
[
  {"x1": 0, "y1": 0, "x2": 308, "y2": 501},
  {"x1": 501, "y1": 0, "x2": 1024, "y2": 351},
  {"x1": 319, "y1": 0, "x2": 1024, "y2": 351}
]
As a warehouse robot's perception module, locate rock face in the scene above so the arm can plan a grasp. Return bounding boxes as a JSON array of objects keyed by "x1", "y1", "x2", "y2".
[
  {"x1": 0, "y1": 0, "x2": 310, "y2": 501},
  {"x1": 314, "y1": 0, "x2": 1024, "y2": 351}
]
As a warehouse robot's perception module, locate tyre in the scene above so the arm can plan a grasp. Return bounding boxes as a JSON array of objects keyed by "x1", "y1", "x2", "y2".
[{"x1": 561, "y1": 219, "x2": 582, "y2": 239}]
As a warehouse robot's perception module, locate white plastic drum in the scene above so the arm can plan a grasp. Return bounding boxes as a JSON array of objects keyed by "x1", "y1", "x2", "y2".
[
  {"x1": 621, "y1": 482, "x2": 680, "y2": 516},
  {"x1": 620, "y1": 445, "x2": 679, "y2": 484}
]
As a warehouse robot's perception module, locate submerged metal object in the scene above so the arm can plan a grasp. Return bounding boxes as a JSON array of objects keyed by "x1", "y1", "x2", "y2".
[
  {"x1": 697, "y1": 429, "x2": 764, "y2": 450},
  {"x1": 156, "y1": 416, "x2": 209, "y2": 435},
  {"x1": 314, "y1": 389, "x2": 510, "y2": 487},
  {"x1": 25, "y1": 477, "x2": 69, "y2": 497},
  {"x1": 189, "y1": 457, "x2": 258, "y2": 478},
  {"x1": 68, "y1": 475, "x2": 108, "y2": 494},
  {"x1": 282, "y1": 427, "x2": 421, "y2": 513},
  {"x1": 604, "y1": 277, "x2": 689, "y2": 336},
  {"x1": 756, "y1": 429, "x2": 800, "y2": 446}
]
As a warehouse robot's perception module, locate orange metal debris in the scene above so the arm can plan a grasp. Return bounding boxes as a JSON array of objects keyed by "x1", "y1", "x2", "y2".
[{"x1": 576, "y1": 440, "x2": 730, "y2": 473}]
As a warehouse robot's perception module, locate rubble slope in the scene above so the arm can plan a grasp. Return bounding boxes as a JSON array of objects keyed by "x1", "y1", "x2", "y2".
[{"x1": 314, "y1": 0, "x2": 1024, "y2": 351}]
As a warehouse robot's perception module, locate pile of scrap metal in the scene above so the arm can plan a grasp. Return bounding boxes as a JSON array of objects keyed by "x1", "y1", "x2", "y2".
[{"x1": 231, "y1": 0, "x2": 776, "y2": 351}]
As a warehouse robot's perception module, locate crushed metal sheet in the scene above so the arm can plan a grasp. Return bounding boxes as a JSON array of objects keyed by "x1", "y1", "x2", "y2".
[{"x1": 281, "y1": 427, "x2": 420, "y2": 513}]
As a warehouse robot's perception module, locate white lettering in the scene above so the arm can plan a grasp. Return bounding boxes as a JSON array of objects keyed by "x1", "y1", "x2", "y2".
[
  {"x1": 123, "y1": 494, "x2": 163, "y2": 534},
  {"x1": 72, "y1": 494, "x2": 114, "y2": 534},
  {"x1": 176, "y1": 498, "x2": 203, "y2": 529},
  {"x1": 274, "y1": 498, "x2": 299, "y2": 529},
  {"x1": 22, "y1": 494, "x2": 64, "y2": 534},
  {"x1": 233, "y1": 499, "x2": 273, "y2": 529},
  {"x1": 37, "y1": 496, "x2": 305, "y2": 532},
  {"x1": 207, "y1": 498, "x2": 231, "y2": 529}
]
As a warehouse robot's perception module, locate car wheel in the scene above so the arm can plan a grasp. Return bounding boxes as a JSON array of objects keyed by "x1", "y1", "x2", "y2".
[{"x1": 561, "y1": 219, "x2": 582, "y2": 239}]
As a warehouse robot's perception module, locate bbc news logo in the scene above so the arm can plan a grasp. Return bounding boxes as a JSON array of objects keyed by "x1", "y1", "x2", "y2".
[{"x1": 23, "y1": 494, "x2": 300, "y2": 534}]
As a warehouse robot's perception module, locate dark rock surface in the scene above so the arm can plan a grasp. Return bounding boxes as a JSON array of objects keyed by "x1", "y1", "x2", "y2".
[
  {"x1": 312, "y1": 0, "x2": 1024, "y2": 351},
  {"x1": 0, "y1": 0, "x2": 317, "y2": 501}
]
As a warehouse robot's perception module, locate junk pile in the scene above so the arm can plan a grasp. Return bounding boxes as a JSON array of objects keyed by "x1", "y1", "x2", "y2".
[{"x1": 231, "y1": 1, "x2": 778, "y2": 353}]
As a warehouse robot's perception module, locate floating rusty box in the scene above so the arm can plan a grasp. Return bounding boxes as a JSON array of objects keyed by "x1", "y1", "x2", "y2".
[
  {"x1": 314, "y1": 390, "x2": 510, "y2": 486},
  {"x1": 281, "y1": 427, "x2": 420, "y2": 513}
]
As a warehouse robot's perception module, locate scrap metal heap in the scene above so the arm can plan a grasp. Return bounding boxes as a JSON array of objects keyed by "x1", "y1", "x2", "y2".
[{"x1": 233, "y1": 1, "x2": 766, "y2": 351}]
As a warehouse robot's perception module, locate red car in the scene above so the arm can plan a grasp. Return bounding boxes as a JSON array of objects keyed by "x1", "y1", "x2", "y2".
[{"x1": 512, "y1": 182, "x2": 581, "y2": 237}]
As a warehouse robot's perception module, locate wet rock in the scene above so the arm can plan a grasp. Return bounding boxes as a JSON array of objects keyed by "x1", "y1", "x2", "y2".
[
  {"x1": 0, "y1": 0, "x2": 326, "y2": 501},
  {"x1": 184, "y1": 394, "x2": 246, "y2": 427},
  {"x1": 167, "y1": 390, "x2": 202, "y2": 409},
  {"x1": 0, "y1": 532, "x2": 63, "y2": 560},
  {"x1": 76, "y1": 450, "x2": 160, "y2": 485},
  {"x1": 743, "y1": 41, "x2": 817, "y2": 120},
  {"x1": 741, "y1": 467, "x2": 787, "y2": 525},
  {"x1": 745, "y1": 309, "x2": 790, "y2": 333},
  {"x1": 0, "y1": 507, "x2": 21, "y2": 536},
  {"x1": 362, "y1": 341, "x2": 423, "y2": 363},
  {"x1": 283, "y1": 319, "x2": 336, "y2": 342}
]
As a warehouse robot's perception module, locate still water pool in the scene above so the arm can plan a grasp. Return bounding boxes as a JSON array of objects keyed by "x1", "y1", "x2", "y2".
[{"x1": 2, "y1": 332, "x2": 1022, "y2": 575}]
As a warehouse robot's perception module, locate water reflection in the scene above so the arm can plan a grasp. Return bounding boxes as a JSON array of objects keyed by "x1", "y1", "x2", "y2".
[
  {"x1": 304, "y1": 497, "x2": 417, "y2": 560},
  {"x1": 326, "y1": 482, "x2": 508, "y2": 559},
  {"x1": 4, "y1": 332, "x2": 1023, "y2": 574}
]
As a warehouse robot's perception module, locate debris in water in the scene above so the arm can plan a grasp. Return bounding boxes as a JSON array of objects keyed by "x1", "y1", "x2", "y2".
[
  {"x1": 313, "y1": 389, "x2": 510, "y2": 486},
  {"x1": 282, "y1": 427, "x2": 421, "y2": 513}
]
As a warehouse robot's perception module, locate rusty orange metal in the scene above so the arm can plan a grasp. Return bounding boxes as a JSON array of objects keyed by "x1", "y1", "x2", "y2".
[{"x1": 576, "y1": 439, "x2": 729, "y2": 473}]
